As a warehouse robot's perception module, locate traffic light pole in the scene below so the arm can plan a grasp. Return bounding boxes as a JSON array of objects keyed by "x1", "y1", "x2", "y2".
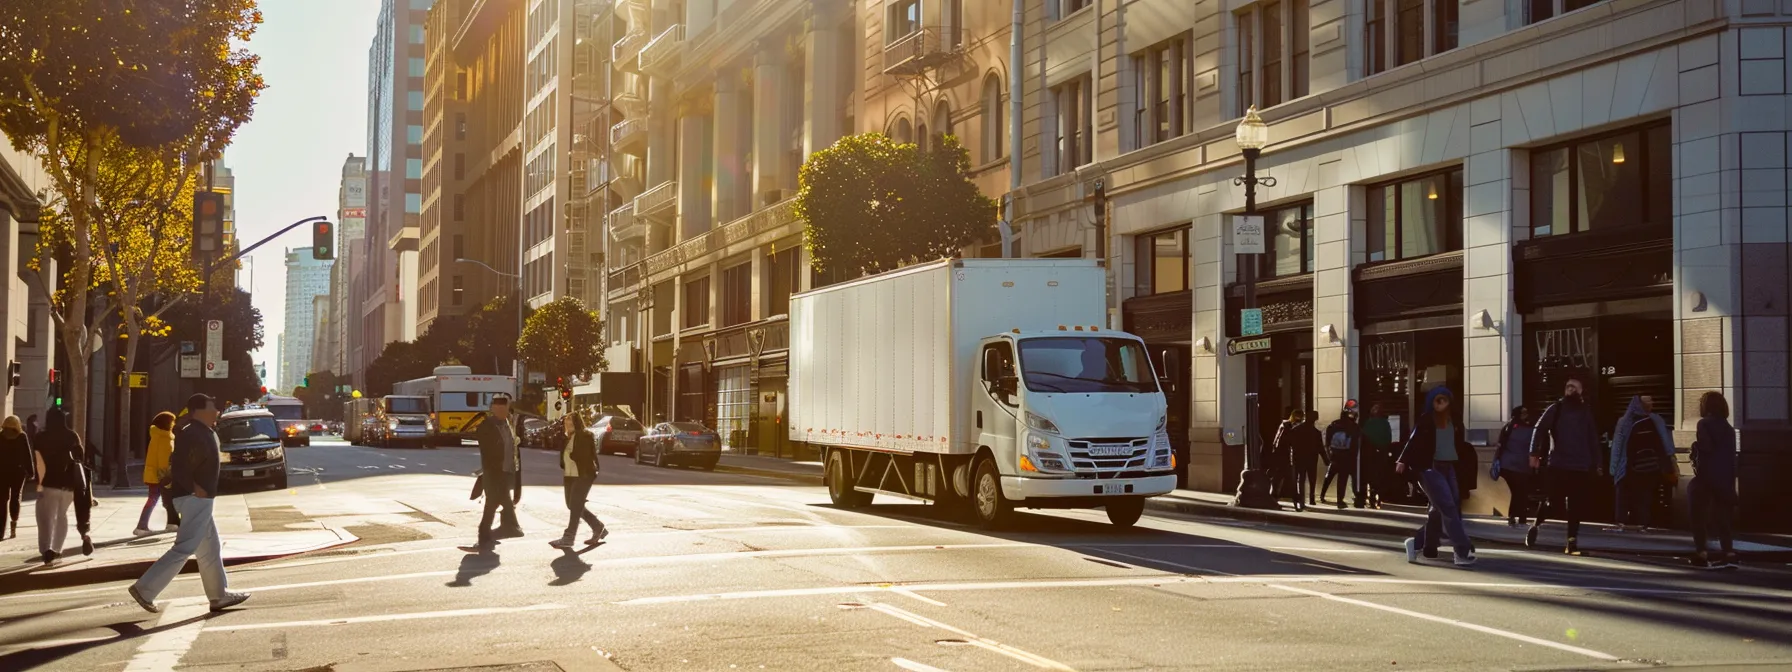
[{"x1": 207, "y1": 215, "x2": 330, "y2": 273}]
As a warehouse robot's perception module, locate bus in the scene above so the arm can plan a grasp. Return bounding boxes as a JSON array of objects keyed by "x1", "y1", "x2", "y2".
[
  {"x1": 261, "y1": 395, "x2": 309, "y2": 446},
  {"x1": 393, "y1": 365, "x2": 516, "y2": 446}
]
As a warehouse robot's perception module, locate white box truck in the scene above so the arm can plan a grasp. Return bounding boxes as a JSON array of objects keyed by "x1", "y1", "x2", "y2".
[{"x1": 789, "y1": 258, "x2": 1179, "y2": 528}]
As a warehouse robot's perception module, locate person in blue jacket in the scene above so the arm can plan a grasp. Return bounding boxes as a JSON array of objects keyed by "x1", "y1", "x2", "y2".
[
  {"x1": 1395, "y1": 386, "x2": 1476, "y2": 567},
  {"x1": 1528, "y1": 377, "x2": 1602, "y2": 555},
  {"x1": 1609, "y1": 395, "x2": 1675, "y2": 532}
]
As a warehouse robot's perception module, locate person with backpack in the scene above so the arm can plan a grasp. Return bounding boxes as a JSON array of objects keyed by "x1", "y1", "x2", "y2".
[
  {"x1": 1528, "y1": 377, "x2": 1602, "y2": 555},
  {"x1": 1610, "y1": 395, "x2": 1674, "y2": 533},
  {"x1": 1492, "y1": 406, "x2": 1536, "y2": 527},
  {"x1": 1322, "y1": 407, "x2": 1363, "y2": 509},
  {"x1": 1689, "y1": 391, "x2": 1738, "y2": 569},
  {"x1": 1396, "y1": 386, "x2": 1476, "y2": 567}
]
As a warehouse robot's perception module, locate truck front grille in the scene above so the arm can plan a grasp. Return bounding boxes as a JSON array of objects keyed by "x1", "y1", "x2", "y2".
[{"x1": 1066, "y1": 437, "x2": 1151, "y2": 471}]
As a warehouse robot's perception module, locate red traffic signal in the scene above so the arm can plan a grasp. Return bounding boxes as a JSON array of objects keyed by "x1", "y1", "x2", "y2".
[
  {"x1": 559, "y1": 387, "x2": 572, "y2": 401},
  {"x1": 312, "y1": 221, "x2": 334, "y2": 260}
]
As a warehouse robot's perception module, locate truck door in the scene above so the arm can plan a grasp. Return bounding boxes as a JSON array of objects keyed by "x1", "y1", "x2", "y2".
[{"x1": 977, "y1": 341, "x2": 1019, "y2": 463}]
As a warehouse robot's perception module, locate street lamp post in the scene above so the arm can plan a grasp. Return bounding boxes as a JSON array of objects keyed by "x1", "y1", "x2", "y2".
[
  {"x1": 1232, "y1": 107, "x2": 1278, "y2": 509},
  {"x1": 456, "y1": 258, "x2": 525, "y2": 390}
]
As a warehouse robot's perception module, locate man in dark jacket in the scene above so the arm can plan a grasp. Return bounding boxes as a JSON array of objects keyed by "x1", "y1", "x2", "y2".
[
  {"x1": 129, "y1": 394, "x2": 249, "y2": 614},
  {"x1": 1528, "y1": 377, "x2": 1602, "y2": 555},
  {"x1": 1322, "y1": 408, "x2": 1364, "y2": 509},
  {"x1": 1360, "y1": 404, "x2": 1394, "y2": 508},
  {"x1": 463, "y1": 395, "x2": 524, "y2": 553},
  {"x1": 1395, "y1": 387, "x2": 1476, "y2": 566}
]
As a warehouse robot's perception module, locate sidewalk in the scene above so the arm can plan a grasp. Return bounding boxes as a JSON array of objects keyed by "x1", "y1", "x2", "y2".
[
  {"x1": 0, "y1": 486, "x2": 356, "y2": 591},
  {"x1": 714, "y1": 453, "x2": 1792, "y2": 560}
]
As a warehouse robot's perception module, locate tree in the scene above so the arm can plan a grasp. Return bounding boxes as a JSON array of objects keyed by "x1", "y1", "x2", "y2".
[
  {"x1": 0, "y1": 0, "x2": 265, "y2": 470},
  {"x1": 796, "y1": 133, "x2": 995, "y2": 279},
  {"x1": 458, "y1": 292, "x2": 534, "y2": 376},
  {"x1": 519, "y1": 297, "x2": 607, "y2": 384},
  {"x1": 157, "y1": 285, "x2": 265, "y2": 404}
]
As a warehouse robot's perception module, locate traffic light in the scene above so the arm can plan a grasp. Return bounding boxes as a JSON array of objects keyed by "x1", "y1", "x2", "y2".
[
  {"x1": 557, "y1": 377, "x2": 572, "y2": 401},
  {"x1": 259, "y1": 386, "x2": 268, "y2": 396},
  {"x1": 312, "y1": 221, "x2": 334, "y2": 260},
  {"x1": 192, "y1": 192, "x2": 225, "y2": 262}
]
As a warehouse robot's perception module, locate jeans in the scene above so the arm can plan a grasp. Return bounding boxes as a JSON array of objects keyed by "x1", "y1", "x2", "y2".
[
  {"x1": 1614, "y1": 474, "x2": 1656, "y2": 528},
  {"x1": 561, "y1": 475, "x2": 603, "y2": 540},
  {"x1": 477, "y1": 471, "x2": 519, "y2": 545},
  {"x1": 137, "y1": 482, "x2": 182, "y2": 530},
  {"x1": 35, "y1": 486, "x2": 73, "y2": 554},
  {"x1": 1502, "y1": 470, "x2": 1535, "y2": 524},
  {"x1": 1414, "y1": 464, "x2": 1475, "y2": 559},
  {"x1": 3, "y1": 475, "x2": 24, "y2": 524},
  {"x1": 1689, "y1": 476, "x2": 1736, "y2": 555},
  {"x1": 1293, "y1": 456, "x2": 1321, "y2": 505},
  {"x1": 1326, "y1": 451, "x2": 1360, "y2": 505},
  {"x1": 1533, "y1": 468, "x2": 1594, "y2": 539},
  {"x1": 133, "y1": 496, "x2": 229, "y2": 602}
]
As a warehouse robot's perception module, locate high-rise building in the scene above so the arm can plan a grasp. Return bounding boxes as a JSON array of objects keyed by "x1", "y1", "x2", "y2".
[
  {"x1": 417, "y1": 0, "x2": 470, "y2": 335},
  {"x1": 281, "y1": 247, "x2": 333, "y2": 393},
  {"x1": 359, "y1": 0, "x2": 434, "y2": 388},
  {"x1": 336, "y1": 155, "x2": 368, "y2": 382},
  {"x1": 0, "y1": 131, "x2": 55, "y2": 423}
]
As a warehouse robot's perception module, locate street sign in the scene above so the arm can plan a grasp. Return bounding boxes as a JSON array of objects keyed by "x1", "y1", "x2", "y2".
[
  {"x1": 1241, "y1": 308, "x2": 1263, "y2": 336},
  {"x1": 117, "y1": 372, "x2": 148, "y2": 388},
  {"x1": 1232, "y1": 215, "x2": 1265, "y2": 254},
  {"x1": 204, "y1": 320, "x2": 223, "y2": 364},
  {"x1": 179, "y1": 355, "x2": 201, "y2": 379},
  {"x1": 179, "y1": 340, "x2": 196, "y2": 355},
  {"x1": 205, "y1": 359, "x2": 229, "y2": 379},
  {"x1": 1226, "y1": 337, "x2": 1273, "y2": 356}
]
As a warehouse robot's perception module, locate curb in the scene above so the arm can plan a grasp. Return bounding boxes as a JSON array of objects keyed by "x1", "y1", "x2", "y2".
[
  {"x1": 1142, "y1": 496, "x2": 1792, "y2": 561},
  {"x1": 712, "y1": 463, "x2": 823, "y2": 485},
  {"x1": 0, "y1": 533, "x2": 360, "y2": 595}
]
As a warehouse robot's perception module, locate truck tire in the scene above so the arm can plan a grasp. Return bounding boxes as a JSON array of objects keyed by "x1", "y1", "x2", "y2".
[
  {"x1": 1106, "y1": 496, "x2": 1146, "y2": 528},
  {"x1": 971, "y1": 458, "x2": 1013, "y2": 529},
  {"x1": 826, "y1": 450, "x2": 872, "y2": 509}
]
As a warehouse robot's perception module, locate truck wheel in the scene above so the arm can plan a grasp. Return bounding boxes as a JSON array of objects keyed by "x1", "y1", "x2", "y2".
[
  {"x1": 1106, "y1": 496, "x2": 1146, "y2": 528},
  {"x1": 826, "y1": 450, "x2": 871, "y2": 509},
  {"x1": 971, "y1": 458, "x2": 1012, "y2": 529}
]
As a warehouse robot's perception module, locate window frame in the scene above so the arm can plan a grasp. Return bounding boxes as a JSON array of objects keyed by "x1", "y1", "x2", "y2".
[
  {"x1": 1133, "y1": 226, "x2": 1192, "y2": 296},
  {"x1": 1051, "y1": 74, "x2": 1093, "y2": 175},
  {"x1": 1365, "y1": 0, "x2": 1458, "y2": 76},
  {"x1": 982, "y1": 74, "x2": 1004, "y2": 163},
  {"x1": 1131, "y1": 34, "x2": 1190, "y2": 150},
  {"x1": 1528, "y1": 120, "x2": 1672, "y2": 238},
  {"x1": 682, "y1": 276, "x2": 711, "y2": 330},
  {"x1": 886, "y1": 0, "x2": 920, "y2": 44},
  {"x1": 1257, "y1": 201, "x2": 1316, "y2": 278},
  {"x1": 1236, "y1": 0, "x2": 1310, "y2": 116},
  {"x1": 1365, "y1": 166, "x2": 1465, "y2": 264},
  {"x1": 719, "y1": 261, "x2": 752, "y2": 328},
  {"x1": 1528, "y1": 0, "x2": 1606, "y2": 25}
]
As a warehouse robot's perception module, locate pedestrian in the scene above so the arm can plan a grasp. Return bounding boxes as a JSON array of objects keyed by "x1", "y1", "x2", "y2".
[
  {"x1": 1360, "y1": 403, "x2": 1393, "y2": 509},
  {"x1": 23, "y1": 414, "x2": 37, "y2": 441},
  {"x1": 1322, "y1": 407, "x2": 1364, "y2": 509},
  {"x1": 1491, "y1": 406, "x2": 1536, "y2": 527},
  {"x1": 134, "y1": 412, "x2": 182, "y2": 536},
  {"x1": 1688, "y1": 391, "x2": 1737, "y2": 569},
  {"x1": 30, "y1": 408, "x2": 91, "y2": 563},
  {"x1": 1609, "y1": 395, "x2": 1674, "y2": 533},
  {"x1": 1527, "y1": 376, "x2": 1602, "y2": 556},
  {"x1": 550, "y1": 414, "x2": 607, "y2": 549},
  {"x1": 1268, "y1": 410, "x2": 1300, "y2": 510},
  {"x1": 462, "y1": 394, "x2": 523, "y2": 553},
  {"x1": 1292, "y1": 411, "x2": 1326, "y2": 509},
  {"x1": 1396, "y1": 387, "x2": 1477, "y2": 567},
  {"x1": 127, "y1": 394, "x2": 249, "y2": 614},
  {"x1": 1, "y1": 416, "x2": 32, "y2": 539}
]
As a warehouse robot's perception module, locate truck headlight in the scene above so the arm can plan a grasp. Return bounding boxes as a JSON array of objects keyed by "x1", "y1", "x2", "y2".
[
  {"x1": 1025, "y1": 433, "x2": 1068, "y2": 471},
  {"x1": 268, "y1": 445, "x2": 285, "y2": 460},
  {"x1": 1151, "y1": 449, "x2": 1172, "y2": 468},
  {"x1": 1024, "y1": 411, "x2": 1061, "y2": 434},
  {"x1": 388, "y1": 419, "x2": 400, "y2": 430}
]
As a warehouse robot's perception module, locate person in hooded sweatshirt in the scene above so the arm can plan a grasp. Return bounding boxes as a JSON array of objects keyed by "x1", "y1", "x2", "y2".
[
  {"x1": 1292, "y1": 411, "x2": 1327, "y2": 510},
  {"x1": 1322, "y1": 408, "x2": 1364, "y2": 509},
  {"x1": 1493, "y1": 406, "x2": 1536, "y2": 527},
  {"x1": 1609, "y1": 395, "x2": 1674, "y2": 532},
  {"x1": 1395, "y1": 386, "x2": 1476, "y2": 567},
  {"x1": 135, "y1": 412, "x2": 182, "y2": 536},
  {"x1": 1528, "y1": 376, "x2": 1602, "y2": 555},
  {"x1": 1690, "y1": 391, "x2": 1738, "y2": 569}
]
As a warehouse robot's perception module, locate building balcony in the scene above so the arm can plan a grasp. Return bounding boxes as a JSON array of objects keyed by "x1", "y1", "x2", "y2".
[
  {"x1": 882, "y1": 29, "x2": 949, "y2": 76},
  {"x1": 634, "y1": 179, "x2": 677, "y2": 221},
  {"x1": 611, "y1": 117, "x2": 648, "y2": 156},
  {"x1": 638, "y1": 24, "x2": 683, "y2": 75},
  {"x1": 618, "y1": 0, "x2": 650, "y2": 27},
  {"x1": 609, "y1": 202, "x2": 645, "y2": 243},
  {"x1": 611, "y1": 154, "x2": 644, "y2": 199},
  {"x1": 612, "y1": 30, "x2": 648, "y2": 72},
  {"x1": 612, "y1": 74, "x2": 647, "y2": 117}
]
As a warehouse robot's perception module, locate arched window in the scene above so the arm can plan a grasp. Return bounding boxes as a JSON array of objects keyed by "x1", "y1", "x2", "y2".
[
  {"x1": 892, "y1": 116, "x2": 913, "y2": 144},
  {"x1": 982, "y1": 74, "x2": 1004, "y2": 163},
  {"x1": 917, "y1": 121, "x2": 930, "y2": 151},
  {"x1": 933, "y1": 100, "x2": 953, "y2": 145}
]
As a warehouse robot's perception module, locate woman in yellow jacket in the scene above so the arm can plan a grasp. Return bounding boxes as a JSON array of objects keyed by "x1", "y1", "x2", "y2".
[{"x1": 133, "y1": 412, "x2": 181, "y2": 536}]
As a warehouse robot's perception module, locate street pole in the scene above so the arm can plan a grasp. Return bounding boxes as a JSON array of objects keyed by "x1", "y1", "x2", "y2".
[{"x1": 1232, "y1": 108, "x2": 1276, "y2": 509}]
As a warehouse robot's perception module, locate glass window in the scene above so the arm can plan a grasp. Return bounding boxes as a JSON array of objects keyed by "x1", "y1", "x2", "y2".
[
  {"x1": 982, "y1": 75, "x2": 1004, "y2": 162},
  {"x1": 1367, "y1": 168, "x2": 1463, "y2": 262},
  {"x1": 407, "y1": 124, "x2": 423, "y2": 144},
  {"x1": 1262, "y1": 2, "x2": 1283, "y2": 108},
  {"x1": 1262, "y1": 203, "x2": 1314, "y2": 277},
  {"x1": 720, "y1": 262, "x2": 751, "y2": 327},
  {"x1": 683, "y1": 276, "x2": 710, "y2": 329},
  {"x1": 1530, "y1": 122, "x2": 1670, "y2": 237},
  {"x1": 406, "y1": 192, "x2": 422, "y2": 214},
  {"x1": 407, "y1": 158, "x2": 423, "y2": 180},
  {"x1": 886, "y1": 0, "x2": 919, "y2": 43},
  {"x1": 409, "y1": 57, "x2": 425, "y2": 78},
  {"x1": 219, "y1": 416, "x2": 280, "y2": 443},
  {"x1": 410, "y1": 24, "x2": 425, "y2": 44},
  {"x1": 408, "y1": 90, "x2": 424, "y2": 111},
  {"x1": 1018, "y1": 338, "x2": 1159, "y2": 394},
  {"x1": 1134, "y1": 228, "x2": 1190, "y2": 296}
]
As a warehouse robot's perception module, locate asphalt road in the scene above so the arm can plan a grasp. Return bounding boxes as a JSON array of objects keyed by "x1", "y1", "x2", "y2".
[{"x1": 0, "y1": 436, "x2": 1788, "y2": 671}]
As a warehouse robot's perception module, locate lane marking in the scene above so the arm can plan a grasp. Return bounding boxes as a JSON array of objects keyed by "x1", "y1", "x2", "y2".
[
  {"x1": 1266, "y1": 584, "x2": 1621, "y2": 661},
  {"x1": 869, "y1": 603, "x2": 1075, "y2": 671},
  {"x1": 205, "y1": 603, "x2": 566, "y2": 632},
  {"x1": 893, "y1": 589, "x2": 948, "y2": 607},
  {"x1": 892, "y1": 658, "x2": 953, "y2": 672},
  {"x1": 123, "y1": 600, "x2": 209, "y2": 672}
]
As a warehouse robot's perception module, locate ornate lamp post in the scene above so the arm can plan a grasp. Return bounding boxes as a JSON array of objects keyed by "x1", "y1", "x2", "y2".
[{"x1": 1232, "y1": 107, "x2": 1278, "y2": 509}]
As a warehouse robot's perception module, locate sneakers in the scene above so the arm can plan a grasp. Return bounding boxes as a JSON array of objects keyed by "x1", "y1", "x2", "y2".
[
  {"x1": 1524, "y1": 525, "x2": 1540, "y2": 548},
  {"x1": 81, "y1": 535, "x2": 94, "y2": 556},
  {"x1": 133, "y1": 527, "x2": 154, "y2": 537},
  {"x1": 548, "y1": 537, "x2": 574, "y2": 549},
  {"x1": 164, "y1": 524, "x2": 179, "y2": 532},
  {"x1": 40, "y1": 550, "x2": 56, "y2": 566},
  {"x1": 1721, "y1": 552, "x2": 1741, "y2": 570},
  {"x1": 209, "y1": 592, "x2": 250, "y2": 612},
  {"x1": 128, "y1": 585, "x2": 160, "y2": 613},
  {"x1": 1565, "y1": 536, "x2": 1582, "y2": 556},
  {"x1": 1404, "y1": 538, "x2": 1420, "y2": 564},
  {"x1": 1453, "y1": 552, "x2": 1478, "y2": 567},
  {"x1": 1691, "y1": 552, "x2": 1717, "y2": 570},
  {"x1": 458, "y1": 543, "x2": 494, "y2": 554}
]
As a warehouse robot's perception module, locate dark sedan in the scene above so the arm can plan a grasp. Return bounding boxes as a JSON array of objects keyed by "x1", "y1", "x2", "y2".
[{"x1": 634, "y1": 422, "x2": 720, "y2": 470}]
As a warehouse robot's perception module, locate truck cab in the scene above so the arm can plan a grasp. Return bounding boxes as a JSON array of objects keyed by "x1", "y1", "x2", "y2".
[
  {"x1": 972, "y1": 329, "x2": 1179, "y2": 525},
  {"x1": 375, "y1": 395, "x2": 435, "y2": 448}
]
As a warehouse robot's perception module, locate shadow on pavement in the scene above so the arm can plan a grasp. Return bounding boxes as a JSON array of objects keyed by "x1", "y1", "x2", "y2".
[
  {"x1": 0, "y1": 610, "x2": 217, "y2": 670},
  {"x1": 548, "y1": 546, "x2": 601, "y2": 586},
  {"x1": 446, "y1": 551, "x2": 500, "y2": 587}
]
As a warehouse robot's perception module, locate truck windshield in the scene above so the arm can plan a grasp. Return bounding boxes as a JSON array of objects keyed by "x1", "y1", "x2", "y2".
[
  {"x1": 266, "y1": 405, "x2": 305, "y2": 421},
  {"x1": 1017, "y1": 338, "x2": 1159, "y2": 394},
  {"x1": 386, "y1": 398, "x2": 430, "y2": 414},
  {"x1": 219, "y1": 416, "x2": 279, "y2": 444}
]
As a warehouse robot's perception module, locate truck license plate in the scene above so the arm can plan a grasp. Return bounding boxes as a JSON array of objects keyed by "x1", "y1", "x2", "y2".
[
  {"x1": 1089, "y1": 445, "x2": 1132, "y2": 457},
  {"x1": 242, "y1": 470, "x2": 257, "y2": 477}
]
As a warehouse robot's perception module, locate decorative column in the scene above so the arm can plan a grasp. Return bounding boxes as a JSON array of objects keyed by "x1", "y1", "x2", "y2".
[
  {"x1": 753, "y1": 40, "x2": 787, "y2": 208},
  {"x1": 679, "y1": 110, "x2": 712, "y2": 239},
  {"x1": 713, "y1": 73, "x2": 745, "y2": 223},
  {"x1": 1311, "y1": 185, "x2": 1355, "y2": 418},
  {"x1": 803, "y1": 0, "x2": 844, "y2": 157}
]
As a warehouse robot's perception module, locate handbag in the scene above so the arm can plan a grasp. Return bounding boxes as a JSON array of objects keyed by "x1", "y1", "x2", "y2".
[
  {"x1": 1489, "y1": 458, "x2": 1502, "y2": 482},
  {"x1": 469, "y1": 470, "x2": 485, "y2": 500}
]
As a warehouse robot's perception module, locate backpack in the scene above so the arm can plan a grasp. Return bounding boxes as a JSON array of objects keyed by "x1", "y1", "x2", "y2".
[
  {"x1": 1328, "y1": 428, "x2": 1353, "y2": 453},
  {"x1": 1627, "y1": 418, "x2": 1664, "y2": 475}
]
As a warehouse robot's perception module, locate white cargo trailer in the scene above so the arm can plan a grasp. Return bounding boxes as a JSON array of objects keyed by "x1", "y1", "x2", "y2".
[{"x1": 789, "y1": 258, "x2": 1178, "y2": 528}]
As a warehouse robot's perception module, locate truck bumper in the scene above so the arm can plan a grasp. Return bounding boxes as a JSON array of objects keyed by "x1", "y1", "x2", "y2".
[{"x1": 1002, "y1": 474, "x2": 1177, "y2": 502}]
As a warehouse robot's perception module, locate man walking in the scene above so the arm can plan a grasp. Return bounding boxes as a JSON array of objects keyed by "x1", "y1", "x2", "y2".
[
  {"x1": 1322, "y1": 406, "x2": 1364, "y2": 509},
  {"x1": 462, "y1": 395, "x2": 524, "y2": 553},
  {"x1": 1528, "y1": 377, "x2": 1602, "y2": 555},
  {"x1": 128, "y1": 394, "x2": 249, "y2": 613}
]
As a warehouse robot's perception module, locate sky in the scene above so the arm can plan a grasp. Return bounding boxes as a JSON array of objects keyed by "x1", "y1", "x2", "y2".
[{"x1": 229, "y1": 0, "x2": 381, "y2": 391}]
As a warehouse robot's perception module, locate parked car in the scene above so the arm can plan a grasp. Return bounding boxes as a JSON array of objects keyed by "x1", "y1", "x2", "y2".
[
  {"x1": 308, "y1": 421, "x2": 327, "y2": 435},
  {"x1": 517, "y1": 415, "x2": 551, "y2": 449},
  {"x1": 592, "y1": 416, "x2": 644, "y2": 456},
  {"x1": 215, "y1": 408, "x2": 289, "y2": 490},
  {"x1": 635, "y1": 422, "x2": 720, "y2": 470}
]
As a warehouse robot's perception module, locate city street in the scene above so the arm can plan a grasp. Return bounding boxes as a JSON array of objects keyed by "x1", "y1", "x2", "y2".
[{"x1": 0, "y1": 439, "x2": 1786, "y2": 671}]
